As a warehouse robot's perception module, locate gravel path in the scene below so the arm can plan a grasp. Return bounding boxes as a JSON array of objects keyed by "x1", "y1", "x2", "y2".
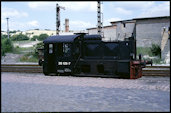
[
  {"x1": 1, "y1": 53, "x2": 24, "y2": 64},
  {"x1": 1, "y1": 72, "x2": 170, "y2": 112},
  {"x1": 1, "y1": 53, "x2": 38, "y2": 64}
]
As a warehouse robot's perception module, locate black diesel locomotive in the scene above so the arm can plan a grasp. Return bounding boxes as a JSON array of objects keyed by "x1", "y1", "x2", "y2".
[{"x1": 38, "y1": 33, "x2": 152, "y2": 79}]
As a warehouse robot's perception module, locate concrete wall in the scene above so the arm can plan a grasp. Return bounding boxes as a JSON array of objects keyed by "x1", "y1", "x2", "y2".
[
  {"x1": 87, "y1": 29, "x2": 97, "y2": 35},
  {"x1": 136, "y1": 18, "x2": 170, "y2": 47},
  {"x1": 88, "y1": 22, "x2": 135, "y2": 41},
  {"x1": 115, "y1": 22, "x2": 135, "y2": 41},
  {"x1": 161, "y1": 28, "x2": 170, "y2": 64},
  {"x1": 102, "y1": 26, "x2": 117, "y2": 41}
]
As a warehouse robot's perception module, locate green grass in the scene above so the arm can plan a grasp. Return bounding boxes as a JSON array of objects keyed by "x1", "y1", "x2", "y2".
[
  {"x1": 136, "y1": 47, "x2": 153, "y2": 57},
  {"x1": 20, "y1": 56, "x2": 38, "y2": 62},
  {"x1": 12, "y1": 46, "x2": 34, "y2": 54},
  {"x1": 12, "y1": 46, "x2": 38, "y2": 62},
  {"x1": 143, "y1": 57, "x2": 165, "y2": 64},
  {"x1": 19, "y1": 52, "x2": 38, "y2": 62},
  {"x1": 136, "y1": 47, "x2": 165, "y2": 64},
  {"x1": 152, "y1": 58, "x2": 165, "y2": 64}
]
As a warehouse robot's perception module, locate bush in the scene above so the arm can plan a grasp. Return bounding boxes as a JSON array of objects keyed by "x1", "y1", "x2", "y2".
[
  {"x1": 33, "y1": 42, "x2": 44, "y2": 58},
  {"x1": 1, "y1": 45, "x2": 5, "y2": 56},
  {"x1": 37, "y1": 34, "x2": 49, "y2": 41},
  {"x1": 11, "y1": 33, "x2": 29, "y2": 41},
  {"x1": 1, "y1": 38, "x2": 14, "y2": 56},
  {"x1": 30, "y1": 35, "x2": 39, "y2": 41},
  {"x1": 1, "y1": 34, "x2": 8, "y2": 39},
  {"x1": 150, "y1": 44, "x2": 161, "y2": 58},
  {"x1": 9, "y1": 30, "x2": 16, "y2": 33},
  {"x1": 35, "y1": 42, "x2": 44, "y2": 49}
]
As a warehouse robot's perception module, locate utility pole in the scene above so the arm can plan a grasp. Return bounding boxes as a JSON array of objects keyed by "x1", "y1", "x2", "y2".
[
  {"x1": 6, "y1": 17, "x2": 10, "y2": 39},
  {"x1": 97, "y1": 1, "x2": 102, "y2": 37},
  {"x1": 56, "y1": 3, "x2": 65, "y2": 35}
]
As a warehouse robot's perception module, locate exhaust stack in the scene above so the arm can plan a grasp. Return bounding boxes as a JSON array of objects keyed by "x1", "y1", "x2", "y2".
[{"x1": 65, "y1": 18, "x2": 69, "y2": 32}]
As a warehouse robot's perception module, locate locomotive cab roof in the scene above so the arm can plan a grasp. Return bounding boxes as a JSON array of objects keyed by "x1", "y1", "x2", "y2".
[
  {"x1": 43, "y1": 35, "x2": 80, "y2": 43},
  {"x1": 43, "y1": 34, "x2": 102, "y2": 43}
]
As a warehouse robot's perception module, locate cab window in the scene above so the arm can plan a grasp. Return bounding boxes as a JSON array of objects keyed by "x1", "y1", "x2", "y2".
[
  {"x1": 57, "y1": 43, "x2": 71, "y2": 57},
  {"x1": 63, "y1": 43, "x2": 71, "y2": 57},
  {"x1": 49, "y1": 44, "x2": 53, "y2": 54}
]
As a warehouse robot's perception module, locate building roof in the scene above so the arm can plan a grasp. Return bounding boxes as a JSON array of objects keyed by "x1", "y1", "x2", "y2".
[
  {"x1": 43, "y1": 35, "x2": 80, "y2": 43},
  {"x1": 110, "y1": 19, "x2": 135, "y2": 24},
  {"x1": 87, "y1": 25, "x2": 116, "y2": 30},
  {"x1": 87, "y1": 16, "x2": 170, "y2": 30},
  {"x1": 133, "y1": 16, "x2": 170, "y2": 20},
  {"x1": 110, "y1": 16, "x2": 170, "y2": 24}
]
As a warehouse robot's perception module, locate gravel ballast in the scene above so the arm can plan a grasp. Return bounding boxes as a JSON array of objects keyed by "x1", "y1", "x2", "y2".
[{"x1": 2, "y1": 72, "x2": 170, "y2": 112}]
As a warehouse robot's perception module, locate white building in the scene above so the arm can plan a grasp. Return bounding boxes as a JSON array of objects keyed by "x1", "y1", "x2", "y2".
[{"x1": 87, "y1": 25, "x2": 117, "y2": 42}]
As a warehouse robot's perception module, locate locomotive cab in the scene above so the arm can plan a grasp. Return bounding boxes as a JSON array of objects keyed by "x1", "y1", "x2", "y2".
[{"x1": 43, "y1": 35, "x2": 81, "y2": 75}]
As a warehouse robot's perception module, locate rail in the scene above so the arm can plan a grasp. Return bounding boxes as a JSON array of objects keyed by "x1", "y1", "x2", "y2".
[
  {"x1": 142, "y1": 66, "x2": 170, "y2": 76},
  {"x1": 1, "y1": 64, "x2": 170, "y2": 76},
  {"x1": 1, "y1": 64, "x2": 42, "y2": 73}
]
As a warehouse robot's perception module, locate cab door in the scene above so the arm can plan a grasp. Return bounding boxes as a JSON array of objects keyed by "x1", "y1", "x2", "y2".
[
  {"x1": 56, "y1": 43, "x2": 72, "y2": 73},
  {"x1": 47, "y1": 43, "x2": 56, "y2": 73}
]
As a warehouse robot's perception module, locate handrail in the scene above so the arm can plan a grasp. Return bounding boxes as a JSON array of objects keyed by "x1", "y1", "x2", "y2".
[{"x1": 73, "y1": 54, "x2": 81, "y2": 69}]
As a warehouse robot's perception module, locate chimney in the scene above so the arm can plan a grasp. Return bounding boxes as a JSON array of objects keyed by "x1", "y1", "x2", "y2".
[{"x1": 65, "y1": 18, "x2": 69, "y2": 32}]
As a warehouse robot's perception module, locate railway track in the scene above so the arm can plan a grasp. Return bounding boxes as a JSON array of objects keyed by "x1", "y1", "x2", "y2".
[
  {"x1": 1, "y1": 64, "x2": 170, "y2": 76},
  {"x1": 1, "y1": 64, "x2": 42, "y2": 73},
  {"x1": 142, "y1": 66, "x2": 170, "y2": 76}
]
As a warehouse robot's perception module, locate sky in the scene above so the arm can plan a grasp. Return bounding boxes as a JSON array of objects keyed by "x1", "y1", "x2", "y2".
[{"x1": 1, "y1": 1, "x2": 170, "y2": 32}]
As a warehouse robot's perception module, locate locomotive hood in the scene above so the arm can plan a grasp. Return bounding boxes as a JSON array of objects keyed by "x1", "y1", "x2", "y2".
[{"x1": 43, "y1": 35, "x2": 80, "y2": 43}]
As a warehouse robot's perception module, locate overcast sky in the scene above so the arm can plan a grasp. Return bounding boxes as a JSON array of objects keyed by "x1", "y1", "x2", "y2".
[{"x1": 1, "y1": 1, "x2": 170, "y2": 31}]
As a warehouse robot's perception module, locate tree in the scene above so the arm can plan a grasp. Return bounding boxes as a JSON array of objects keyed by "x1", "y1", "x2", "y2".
[
  {"x1": 150, "y1": 44, "x2": 161, "y2": 58},
  {"x1": 37, "y1": 34, "x2": 49, "y2": 41},
  {"x1": 11, "y1": 33, "x2": 29, "y2": 41}
]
